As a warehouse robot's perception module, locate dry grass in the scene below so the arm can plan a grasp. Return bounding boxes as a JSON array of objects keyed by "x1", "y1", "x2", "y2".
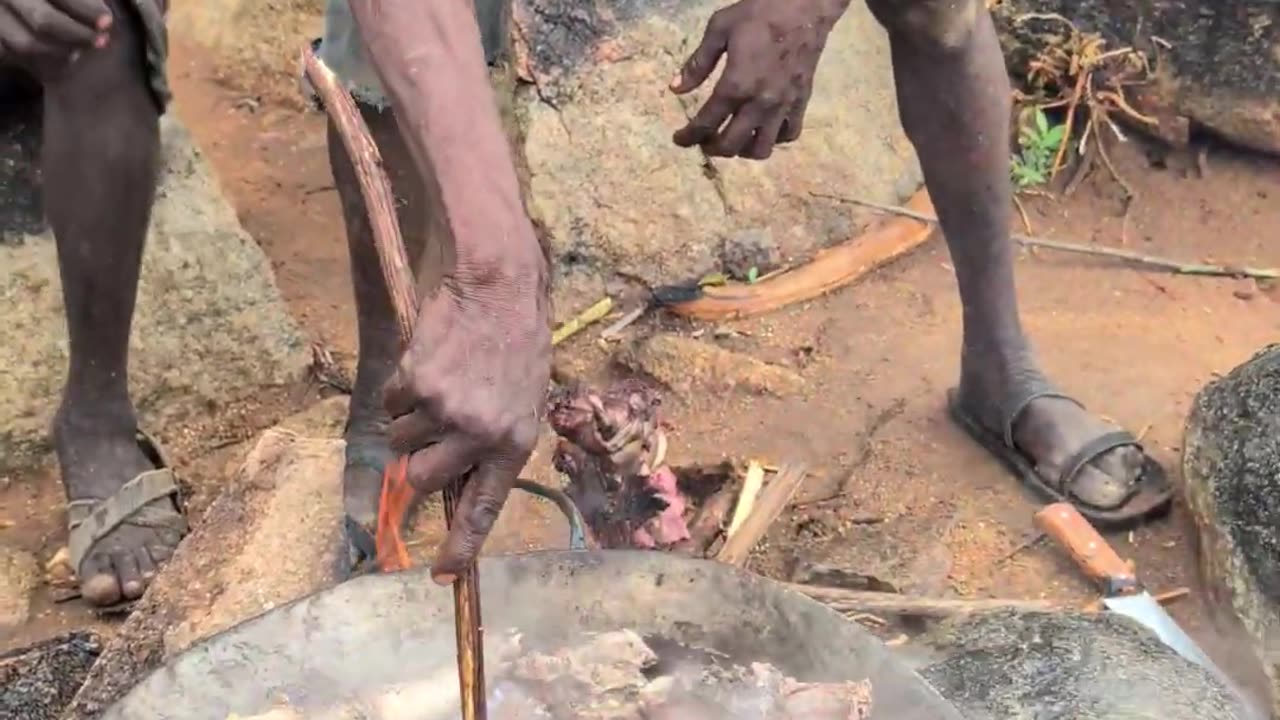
[{"x1": 1009, "y1": 12, "x2": 1162, "y2": 239}]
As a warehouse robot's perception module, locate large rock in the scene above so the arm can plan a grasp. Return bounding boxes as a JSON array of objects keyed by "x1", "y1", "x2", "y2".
[
  {"x1": 61, "y1": 423, "x2": 349, "y2": 720},
  {"x1": 913, "y1": 610, "x2": 1250, "y2": 719},
  {"x1": 992, "y1": 0, "x2": 1280, "y2": 154},
  {"x1": 0, "y1": 114, "x2": 308, "y2": 472},
  {"x1": 507, "y1": 0, "x2": 921, "y2": 319},
  {"x1": 1184, "y1": 344, "x2": 1280, "y2": 717}
]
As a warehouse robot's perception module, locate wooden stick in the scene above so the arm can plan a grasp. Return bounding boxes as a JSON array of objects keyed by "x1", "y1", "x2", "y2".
[
  {"x1": 726, "y1": 460, "x2": 765, "y2": 539},
  {"x1": 666, "y1": 191, "x2": 936, "y2": 321},
  {"x1": 788, "y1": 583, "x2": 1064, "y2": 618},
  {"x1": 551, "y1": 296, "x2": 613, "y2": 346},
  {"x1": 302, "y1": 46, "x2": 487, "y2": 720},
  {"x1": 812, "y1": 192, "x2": 1280, "y2": 280},
  {"x1": 716, "y1": 462, "x2": 808, "y2": 566}
]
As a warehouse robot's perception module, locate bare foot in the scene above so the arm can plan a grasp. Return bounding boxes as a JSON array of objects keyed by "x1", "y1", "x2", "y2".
[
  {"x1": 54, "y1": 406, "x2": 183, "y2": 606},
  {"x1": 957, "y1": 366, "x2": 1145, "y2": 509}
]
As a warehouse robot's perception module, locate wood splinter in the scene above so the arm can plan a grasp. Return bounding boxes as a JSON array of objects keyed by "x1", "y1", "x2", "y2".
[{"x1": 301, "y1": 45, "x2": 488, "y2": 720}]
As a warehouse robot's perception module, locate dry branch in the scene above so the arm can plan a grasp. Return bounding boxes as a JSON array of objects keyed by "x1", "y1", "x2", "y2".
[
  {"x1": 302, "y1": 45, "x2": 487, "y2": 720},
  {"x1": 815, "y1": 193, "x2": 1280, "y2": 280},
  {"x1": 789, "y1": 583, "x2": 1064, "y2": 618}
]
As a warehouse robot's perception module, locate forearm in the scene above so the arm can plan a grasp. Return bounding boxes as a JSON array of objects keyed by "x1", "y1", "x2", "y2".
[{"x1": 345, "y1": 0, "x2": 537, "y2": 273}]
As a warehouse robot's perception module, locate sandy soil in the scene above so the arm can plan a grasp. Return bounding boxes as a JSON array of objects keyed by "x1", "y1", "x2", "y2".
[{"x1": 2, "y1": 27, "x2": 1278, "y2": 699}]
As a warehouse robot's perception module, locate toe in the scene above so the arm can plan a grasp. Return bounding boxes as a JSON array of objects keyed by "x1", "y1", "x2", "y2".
[
  {"x1": 113, "y1": 551, "x2": 146, "y2": 600},
  {"x1": 1066, "y1": 461, "x2": 1135, "y2": 509},
  {"x1": 148, "y1": 543, "x2": 174, "y2": 564},
  {"x1": 80, "y1": 555, "x2": 123, "y2": 606},
  {"x1": 136, "y1": 547, "x2": 158, "y2": 583}
]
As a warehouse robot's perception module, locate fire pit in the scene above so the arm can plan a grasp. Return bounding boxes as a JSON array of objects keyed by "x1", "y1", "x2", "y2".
[{"x1": 102, "y1": 551, "x2": 961, "y2": 719}]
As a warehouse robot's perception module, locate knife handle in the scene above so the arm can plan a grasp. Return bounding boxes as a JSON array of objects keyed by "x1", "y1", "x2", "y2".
[{"x1": 1034, "y1": 502, "x2": 1139, "y2": 595}]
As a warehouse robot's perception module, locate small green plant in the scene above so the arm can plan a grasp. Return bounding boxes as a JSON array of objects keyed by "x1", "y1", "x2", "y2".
[
  {"x1": 1010, "y1": 107, "x2": 1067, "y2": 189},
  {"x1": 746, "y1": 266, "x2": 760, "y2": 284}
]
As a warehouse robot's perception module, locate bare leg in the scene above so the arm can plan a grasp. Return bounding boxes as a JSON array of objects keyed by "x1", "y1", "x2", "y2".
[
  {"x1": 327, "y1": 104, "x2": 450, "y2": 534},
  {"x1": 867, "y1": 0, "x2": 1143, "y2": 505},
  {"x1": 46, "y1": 0, "x2": 177, "y2": 605}
]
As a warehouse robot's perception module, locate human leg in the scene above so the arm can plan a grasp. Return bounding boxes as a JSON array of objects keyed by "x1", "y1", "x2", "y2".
[
  {"x1": 45, "y1": 0, "x2": 183, "y2": 605},
  {"x1": 865, "y1": 0, "x2": 1167, "y2": 521}
]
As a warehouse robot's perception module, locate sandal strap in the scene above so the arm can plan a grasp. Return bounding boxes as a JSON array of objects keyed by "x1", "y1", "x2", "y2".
[
  {"x1": 1056, "y1": 430, "x2": 1142, "y2": 493},
  {"x1": 1000, "y1": 382, "x2": 1081, "y2": 450},
  {"x1": 68, "y1": 469, "x2": 185, "y2": 571}
]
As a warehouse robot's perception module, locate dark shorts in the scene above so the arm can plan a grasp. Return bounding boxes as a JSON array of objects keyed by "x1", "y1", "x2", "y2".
[
  {"x1": 306, "y1": 0, "x2": 506, "y2": 108},
  {"x1": 133, "y1": 0, "x2": 171, "y2": 111}
]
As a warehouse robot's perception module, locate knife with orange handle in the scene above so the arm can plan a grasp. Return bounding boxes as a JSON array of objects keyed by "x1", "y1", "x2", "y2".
[{"x1": 1034, "y1": 502, "x2": 1253, "y2": 714}]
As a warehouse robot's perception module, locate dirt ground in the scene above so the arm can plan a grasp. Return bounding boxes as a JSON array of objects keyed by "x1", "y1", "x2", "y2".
[{"x1": 2, "y1": 28, "x2": 1279, "y2": 699}]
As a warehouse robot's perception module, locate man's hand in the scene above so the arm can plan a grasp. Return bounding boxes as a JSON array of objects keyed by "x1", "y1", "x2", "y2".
[
  {"x1": 0, "y1": 0, "x2": 111, "y2": 69},
  {"x1": 384, "y1": 241, "x2": 551, "y2": 585},
  {"x1": 671, "y1": 0, "x2": 851, "y2": 159}
]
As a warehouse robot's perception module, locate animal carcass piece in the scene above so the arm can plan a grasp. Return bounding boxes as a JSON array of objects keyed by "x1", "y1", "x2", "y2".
[{"x1": 226, "y1": 630, "x2": 871, "y2": 720}]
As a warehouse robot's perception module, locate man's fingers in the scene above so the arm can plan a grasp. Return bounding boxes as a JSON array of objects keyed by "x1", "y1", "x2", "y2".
[
  {"x1": 0, "y1": 4, "x2": 66, "y2": 60},
  {"x1": 670, "y1": 10, "x2": 731, "y2": 94},
  {"x1": 704, "y1": 102, "x2": 765, "y2": 157},
  {"x1": 387, "y1": 408, "x2": 444, "y2": 455},
  {"x1": 743, "y1": 111, "x2": 787, "y2": 160},
  {"x1": 404, "y1": 435, "x2": 476, "y2": 496},
  {"x1": 10, "y1": 0, "x2": 98, "y2": 44},
  {"x1": 672, "y1": 93, "x2": 735, "y2": 148},
  {"x1": 47, "y1": 0, "x2": 111, "y2": 29},
  {"x1": 431, "y1": 455, "x2": 519, "y2": 584},
  {"x1": 778, "y1": 85, "x2": 814, "y2": 144}
]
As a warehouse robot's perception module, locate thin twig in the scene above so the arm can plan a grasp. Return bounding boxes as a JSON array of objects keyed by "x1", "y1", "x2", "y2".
[
  {"x1": 600, "y1": 304, "x2": 648, "y2": 341},
  {"x1": 789, "y1": 583, "x2": 1064, "y2": 618},
  {"x1": 811, "y1": 192, "x2": 1280, "y2": 280},
  {"x1": 551, "y1": 296, "x2": 613, "y2": 346},
  {"x1": 1012, "y1": 193, "x2": 1035, "y2": 234}
]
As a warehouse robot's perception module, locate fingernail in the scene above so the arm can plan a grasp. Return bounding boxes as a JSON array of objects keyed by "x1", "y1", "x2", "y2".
[
  {"x1": 94, "y1": 34, "x2": 108, "y2": 48},
  {"x1": 97, "y1": 14, "x2": 112, "y2": 30},
  {"x1": 668, "y1": 72, "x2": 682, "y2": 89},
  {"x1": 432, "y1": 572, "x2": 457, "y2": 586}
]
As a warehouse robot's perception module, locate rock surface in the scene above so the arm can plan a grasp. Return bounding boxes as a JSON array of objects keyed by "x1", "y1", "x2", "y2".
[
  {"x1": 60, "y1": 426, "x2": 347, "y2": 720},
  {"x1": 1183, "y1": 344, "x2": 1280, "y2": 717},
  {"x1": 0, "y1": 632, "x2": 103, "y2": 720},
  {"x1": 508, "y1": 0, "x2": 921, "y2": 320},
  {"x1": 992, "y1": 0, "x2": 1280, "y2": 154},
  {"x1": 622, "y1": 333, "x2": 806, "y2": 398},
  {"x1": 0, "y1": 114, "x2": 308, "y2": 472},
  {"x1": 914, "y1": 610, "x2": 1251, "y2": 719},
  {"x1": 0, "y1": 545, "x2": 37, "y2": 630}
]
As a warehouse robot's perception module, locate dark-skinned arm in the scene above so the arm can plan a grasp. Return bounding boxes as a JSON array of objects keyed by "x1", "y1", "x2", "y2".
[
  {"x1": 345, "y1": 0, "x2": 538, "y2": 276},
  {"x1": 345, "y1": 0, "x2": 552, "y2": 581}
]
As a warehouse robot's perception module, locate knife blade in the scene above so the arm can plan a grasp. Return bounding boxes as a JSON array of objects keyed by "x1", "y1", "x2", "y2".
[{"x1": 1033, "y1": 502, "x2": 1256, "y2": 715}]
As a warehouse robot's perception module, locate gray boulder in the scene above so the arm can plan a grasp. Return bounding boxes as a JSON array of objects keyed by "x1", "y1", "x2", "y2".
[
  {"x1": 0, "y1": 113, "x2": 308, "y2": 472},
  {"x1": 1184, "y1": 344, "x2": 1280, "y2": 717},
  {"x1": 914, "y1": 610, "x2": 1248, "y2": 719}
]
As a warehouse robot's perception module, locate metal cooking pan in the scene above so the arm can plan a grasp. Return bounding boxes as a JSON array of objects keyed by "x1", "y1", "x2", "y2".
[{"x1": 103, "y1": 551, "x2": 963, "y2": 719}]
